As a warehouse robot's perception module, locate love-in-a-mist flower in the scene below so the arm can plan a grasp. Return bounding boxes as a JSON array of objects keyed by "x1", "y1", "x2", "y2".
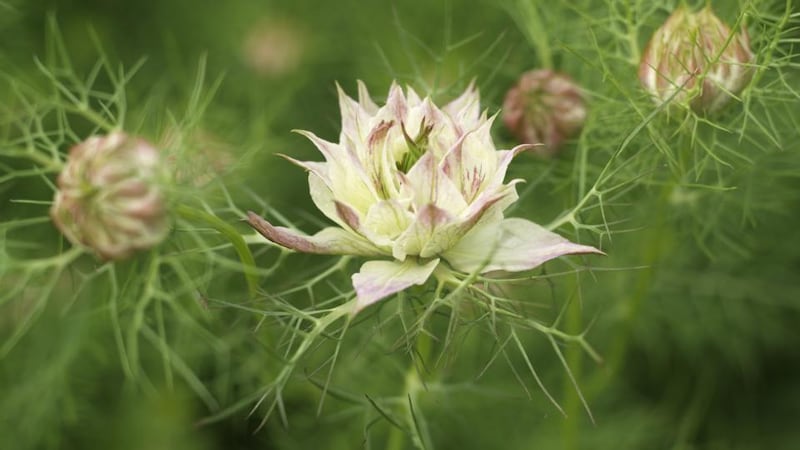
[
  {"x1": 503, "y1": 69, "x2": 587, "y2": 156},
  {"x1": 51, "y1": 132, "x2": 170, "y2": 260},
  {"x1": 639, "y1": 6, "x2": 753, "y2": 114},
  {"x1": 248, "y1": 82, "x2": 602, "y2": 312}
]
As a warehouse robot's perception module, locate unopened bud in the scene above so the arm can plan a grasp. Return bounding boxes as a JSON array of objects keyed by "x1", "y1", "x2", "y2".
[
  {"x1": 242, "y1": 19, "x2": 306, "y2": 77},
  {"x1": 639, "y1": 6, "x2": 754, "y2": 114},
  {"x1": 503, "y1": 69, "x2": 587, "y2": 156},
  {"x1": 50, "y1": 132, "x2": 170, "y2": 260}
]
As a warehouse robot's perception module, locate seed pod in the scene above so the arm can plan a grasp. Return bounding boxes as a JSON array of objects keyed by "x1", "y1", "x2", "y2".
[
  {"x1": 639, "y1": 6, "x2": 754, "y2": 114},
  {"x1": 503, "y1": 69, "x2": 587, "y2": 156},
  {"x1": 50, "y1": 132, "x2": 170, "y2": 260}
]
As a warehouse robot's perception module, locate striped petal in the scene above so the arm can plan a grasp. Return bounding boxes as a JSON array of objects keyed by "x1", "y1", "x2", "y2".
[
  {"x1": 442, "y1": 218, "x2": 603, "y2": 273},
  {"x1": 247, "y1": 212, "x2": 383, "y2": 256}
]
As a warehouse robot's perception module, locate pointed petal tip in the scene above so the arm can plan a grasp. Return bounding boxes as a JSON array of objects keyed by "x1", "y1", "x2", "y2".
[
  {"x1": 290, "y1": 129, "x2": 320, "y2": 145},
  {"x1": 275, "y1": 152, "x2": 294, "y2": 162},
  {"x1": 247, "y1": 212, "x2": 384, "y2": 257},
  {"x1": 246, "y1": 210, "x2": 263, "y2": 223},
  {"x1": 291, "y1": 128, "x2": 319, "y2": 140},
  {"x1": 569, "y1": 243, "x2": 606, "y2": 257},
  {"x1": 246, "y1": 211, "x2": 275, "y2": 239},
  {"x1": 509, "y1": 143, "x2": 539, "y2": 154},
  {"x1": 442, "y1": 218, "x2": 605, "y2": 274},
  {"x1": 335, "y1": 81, "x2": 356, "y2": 103}
]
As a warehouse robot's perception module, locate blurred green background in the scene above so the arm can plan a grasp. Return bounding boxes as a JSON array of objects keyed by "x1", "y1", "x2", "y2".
[{"x1": 1, "y1": 0, "x2": 799, "y2": 449}]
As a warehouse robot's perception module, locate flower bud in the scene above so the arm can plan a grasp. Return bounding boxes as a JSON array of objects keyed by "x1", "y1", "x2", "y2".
[
  {"x1": 50, "y1": 132, "x2": 170, "y2": 260},
  {"x1": 242, "y1": 19, "x2": 306, "y2": 77},
  {"x1": 639, "y1": 6, "x2": 754, "y2": 114},
  {"x1": 502, "y1": 69, "x2": 587, "y2": 156}
]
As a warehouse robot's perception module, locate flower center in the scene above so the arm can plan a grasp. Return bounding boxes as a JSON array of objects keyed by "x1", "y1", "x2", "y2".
[{"x1": 397, "y1": 117, "x2": 434, "y2": 173}]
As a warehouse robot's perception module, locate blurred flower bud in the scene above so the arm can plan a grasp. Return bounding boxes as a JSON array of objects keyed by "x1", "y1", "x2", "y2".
[
  {"x1": 639, "y1": 6, "x2": 754, "y2": 114},
  {"x1": 242, "y1": 19, "x2": 306, "y2": 77},
  {"x1": 503, "y1": 69, "x2": 587, "y2": 156},
  {"x1": 50, "y1": 132, "x2": 170, "y2": 260}
]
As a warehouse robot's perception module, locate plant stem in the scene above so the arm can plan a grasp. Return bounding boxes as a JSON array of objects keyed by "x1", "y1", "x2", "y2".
[
  {"x1": 176, "y1": 204, "x2": 259, "y2": 298},
  {"x1": 560, "y1": 276, "x2": 585, "y2": 450},
  {"x1": 587, "y1": 182, "x2": 674, "y2": 396},
  {"x1": 387, "y1": 329, "x2": 435, "y2": 450}
]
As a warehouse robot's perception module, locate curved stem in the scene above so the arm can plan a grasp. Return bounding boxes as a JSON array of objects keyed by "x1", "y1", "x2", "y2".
[{"x1": 176, "y1": 204, "x2": 259, "y2": 299}]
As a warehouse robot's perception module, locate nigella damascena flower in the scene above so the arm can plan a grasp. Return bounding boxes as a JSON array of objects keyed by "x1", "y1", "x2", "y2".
[
  {"x1": 639, "y1": 6, "x2": 754, "y2": 114},
  {"x1": 503, "y1": 69, "x2": 587, "y2": 156},
  {"x1": 248, "y1": 82, "x2": 602, "y2": 312},
  {"x1": 51, "y1": 132, "x2": 170, "y2": 260}
]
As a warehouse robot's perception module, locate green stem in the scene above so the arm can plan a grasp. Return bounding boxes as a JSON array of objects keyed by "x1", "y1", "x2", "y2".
[
  {"x1": 387, "y1": 326, "x2": 435, "y2": 450},
  {"x1": 560, "y1": 278, "x2": 585, "y2": 450},
  {"x1": 196, "y1": 301, "x2": 353, "y2": 427},
  {"x1": 511, "y1": 0, "x2": 553, "y2": 69},
  {"x1": 127, "y1": 253, "x2": 160, "y2": 381},
  {"x1": 1, "y1": 147, "x2": 62, "y2": 170},
  {"x1": 176, "y1": 204, "x2": 259, "y2": 299},
  {"x1": 587, "y1": 183, "x2": 674, "y2": 396}
]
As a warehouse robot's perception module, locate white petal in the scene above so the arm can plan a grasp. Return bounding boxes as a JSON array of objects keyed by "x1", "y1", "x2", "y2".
[
  {"x1": 383, "y1": 82, "x2": 408, "y2": 120},
  {"x1": 392, "y1": 204, "x2": 454, "y2": 260},
  {"x1": 308, "y1": 171, "x2": 343, "y2": 226},
  {"x1": 443, "y1": 81, "x2": 481, "y2": 130},
  {"x1": 280, "y1": 154, "x2": 329, "y2": 184},
  {"x1": 488, "y1": 144, "x2": 533, "y2": 188},
  {"x1": 442, "y1": 218, "x2": 603, "y2": 273},
  {"x1": 352, "y1": 258, "x2": 440, "y2": 313},
  {"x1": 292, "y1": 130, "x2": 343, "y2": 163},
  {"x1": 405, "y1": 85, "x2": 422, "y2": 107},
  {"x1": 357, "y1": 80, "x2": 379, "y2": 114},
  {"x1": 286, "y1": 150, "x2": 378, "y2": 216},
  {"x1": 392, "y1": 180, "x2": 517, "y2": 261},
  {"x1": 363, "y1": 199, "x2": 414, "y2": 246},
  {"x1": 247, "y1": 212, "x2": 383, "y2": 256},
  {"x1": 403, "y1": 152, "x2": 467, "y2": 213}
]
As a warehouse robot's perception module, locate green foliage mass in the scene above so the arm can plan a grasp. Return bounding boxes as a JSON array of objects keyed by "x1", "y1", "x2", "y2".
[{"x1": 1, "y1": 0, "x2": 799, "y2": 449}]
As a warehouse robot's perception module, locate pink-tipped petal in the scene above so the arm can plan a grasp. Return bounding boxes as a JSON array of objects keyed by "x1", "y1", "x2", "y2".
[
  {"x1": 352, "y1": 258, "x2": 440, "y2": 313},
  {"x1": 392, "y1": 204, "x2": 454, "y2": 260},
  {"x1": 247, "y1": 211, "x2": 383, "y2": 256},
  {"x1": 442, "y1": 217, "x2": 603, "y2": 273}
]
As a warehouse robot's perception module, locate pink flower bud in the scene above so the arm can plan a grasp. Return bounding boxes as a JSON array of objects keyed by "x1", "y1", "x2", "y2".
[
  {"x1": 242, "y1": 19, "x2": 306, "y2": 77},
  {"x1": 502, "y1": 69, "x2": 587, "y2": 156},
  {"x1": 50, "y1": 132, "x2": 170, "y2": 260},
  {"x1": 639, "y1": 6, "x2": 754, "y2": 114}
]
